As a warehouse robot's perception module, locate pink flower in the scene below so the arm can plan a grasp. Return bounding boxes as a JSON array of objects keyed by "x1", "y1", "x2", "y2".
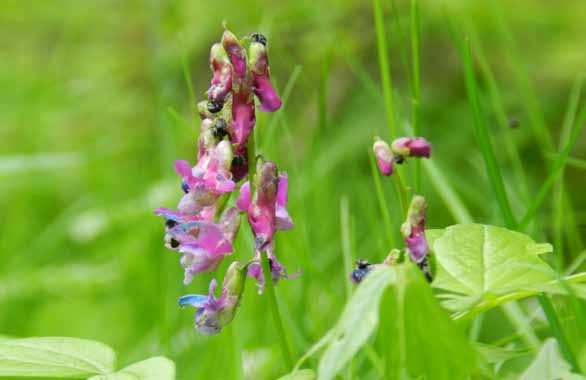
[
  {"x1": 248, "y1": 41, "x2": 282, "y2": 112},
  {"x1": 165, "y1": 220, "x2": 234, "y2": 284},
  {"x1": 222, "y1": 29, "x2": 247, "y2": 81},
  {"x1": 236, "y1": 160, "x2": 294, "y2": 250},
  {"x1": 373, "y1": 137, "x2": 394, "y2": 176},
  {"x1": 391, "y1": 137, "x2": 431, "y2": 158},
  {"x1": 175, "y1": 141, "x2": 235, "y2": 216}
]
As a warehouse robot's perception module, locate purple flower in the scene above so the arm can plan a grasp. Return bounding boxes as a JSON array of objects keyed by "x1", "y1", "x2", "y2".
[
  {"x1": 373, "y1": 137, "x2": 394, "y2": 176},
  {"x1": 175, "y1": 141, "x2": 235, "y2": 216},
  {"x1": 248, "y1": 41, "x2": 282, "y2": 112},
  {"x1": 179, "y1": 261, "x2": 247, "y2": 335},
  {"x1": 391, "y1": 137, "x2": 431, "y2": 158},
  {"x1": 401, "y1": 195, "x2": 429, "y2": 263},
  {"x1": 207, "y1": 43, "x2": 232, "y2": 105},
  {"x1": 163, "y1": 218, "x2": 234, "y2": 284},
  {"x1": 236, "y1": 159, "x2": 294, "y2": 250},
  {"x1": 246, "y1": 247, "x2": 300, "y2": 293}
]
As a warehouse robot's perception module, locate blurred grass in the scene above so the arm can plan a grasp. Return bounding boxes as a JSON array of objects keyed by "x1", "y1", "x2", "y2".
[{"x1": 1, "y1": 0, "x2": 585, "y2": 379}]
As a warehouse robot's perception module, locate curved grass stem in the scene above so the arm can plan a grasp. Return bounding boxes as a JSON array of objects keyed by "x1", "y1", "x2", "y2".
[{"x1": 261, "y1": 251, "x2": 294, "y2": 370}]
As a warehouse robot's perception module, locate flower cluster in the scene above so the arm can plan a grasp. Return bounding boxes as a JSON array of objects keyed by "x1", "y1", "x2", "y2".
[
  {"x1": 155, "y1": 27, "x2": 295, "y2": 335},
  {"x1": 373, "y1": 136, "x2": 431, "y2": 176}
]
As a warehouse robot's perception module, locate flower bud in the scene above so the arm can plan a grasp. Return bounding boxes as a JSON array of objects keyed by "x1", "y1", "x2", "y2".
[
  {"x1": 373, "y1": 137, "x2": 394, "y2": 176},
  {"x1": 401, "y1": 195, "x2": 429, "y2": 263},
  {"x1": 391, "y1": 137, "x2": 431, "y2": 158},
  {"x1": 222, "y1": 29, "x2": 247, "y2": 80}
]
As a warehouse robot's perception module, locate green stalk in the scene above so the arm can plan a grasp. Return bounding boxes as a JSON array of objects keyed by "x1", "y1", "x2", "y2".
[
  {"x1": 460, "y1": 39, "x2": 516, "y2": 229},
  {"x1": 261, "y1": 251, "x2": 294, "y2": 370},
  {"x1": 518, "y1": 107, "x2": 586, "y2": 231},
  {"x1": 537, "y1": 294, "x2": 580, "y2": 372},
  {"x1": 373, "y1": 0, "x2": 397, "y2": 138},
  {"x1": 410, "y1": 0, "x2": 422, "y2": 191},
  {"x1": 368, "y1": 151, "x2": 395, "y2": 248}
]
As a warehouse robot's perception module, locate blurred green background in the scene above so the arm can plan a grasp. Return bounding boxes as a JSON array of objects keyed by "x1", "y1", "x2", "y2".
[{"x1": 1, "y1": 0, "x2": 585, "y2": 379}]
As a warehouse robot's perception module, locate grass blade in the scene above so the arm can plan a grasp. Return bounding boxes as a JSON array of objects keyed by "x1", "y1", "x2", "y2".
[
  {"x1": 410, "y1": 0, "x2": 422, "y2": 191},
  {"x1": 519, "y1": 107, "x2": 586, "y2": 231},
  {"x1": 460, "y1": 38, "x2": 517, "y2": 229}
]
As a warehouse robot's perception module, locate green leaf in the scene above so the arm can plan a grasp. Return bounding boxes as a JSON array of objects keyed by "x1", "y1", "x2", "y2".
[
  {"x1": 317, "y1": 265, "x2": 396, "y2": 380},
  {"x1": 380, "y1": 263, "x2": 477, "y2": 380},
  {"x1": 88, "y1": 357, "x2": 175, "y2": 380},
  {"x1": 318, "y1": 264, "x2": 478, "y2": 380},
  {"x1": 0, "y1": 337, "x2": 116, "y2": 378},
  {"x1": 520, "y1": 339, "x2": 582, "y2": 380},
  {"x1": 432, "y1": 224, "x2": 555, "y2": 301},
  {"x1": 277, "y1": 369, "x2": 316, "y2": 380}
]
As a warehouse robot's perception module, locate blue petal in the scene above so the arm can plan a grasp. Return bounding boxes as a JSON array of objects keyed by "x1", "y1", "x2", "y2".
[{"x1": 178, "y1": 294, "x2": 208, "y2": 308}]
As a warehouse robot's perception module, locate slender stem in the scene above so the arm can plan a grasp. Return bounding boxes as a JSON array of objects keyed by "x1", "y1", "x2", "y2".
[
  {"x1": 368, "y1": 151, "x2": 395, "y2": 248},
  {"x1": 373, "y1": 0, "x2": 397, "y2": 138},
  {"x1": 261, "y1": 251, "x2": 294, "y2": 370},
  {"x1": 410, "y1": 0, "x2": 421, "y2": 191},
  {"x1": 537, "y1": 294, "x2": 580, "y2": 372}
]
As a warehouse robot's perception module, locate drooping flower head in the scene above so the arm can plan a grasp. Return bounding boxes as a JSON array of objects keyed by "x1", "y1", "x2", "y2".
[
  {"x1": 373, "y1": 137, "x2": 394, "y2": 176},
  {"x1": 391, "y1": 137, "x2": 432, "y2": 159},
  {"x1": 248, "y1": 36, "x2": 282, "y2": 112},
  {"x1": 179, "y1": 261, "x2": 248, "y2": 335}
]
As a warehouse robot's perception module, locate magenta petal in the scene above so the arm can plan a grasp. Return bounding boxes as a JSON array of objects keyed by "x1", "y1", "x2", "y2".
[
  {"x1": 231, "y1": 93, "x2": 256, "y2": 145},
  {"x1": 174, "y1": 160, "x2": 193, "y2": 178},
  {"x1": 236, "y1": 182, "x2": 251, "y2": 211},
  {"x1": 253, "y1": 75, "x2": 282, "y2": 112},
  {"x1": 376, "y1": 157, "x2": 394, "y2": 176}
]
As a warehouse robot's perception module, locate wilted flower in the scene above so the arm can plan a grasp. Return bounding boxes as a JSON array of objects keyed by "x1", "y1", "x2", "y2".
[
  {"x1": 391, "y1": 137, "x2": 431, "y2": 158},
  {"x1": 208, "y1": 43, "x2": 233, "y2": 106},
  {"x1": 373, "y1": 137, "x2": 394, "y2": 176},
  {"x1": 246, "y1": 246, "x2": 299, "y2": 293},
  {"x1": 179, "y1": 261, "x2": 248, "y2": 335},
  {"x1": 231, "y1": 91, "x2": 256, "y2": 146},
  {"x1": 248, "y1": 38, "x2": 282, "y2": 112},
  {"x1": 401, "y1": 195, "x2": 433, "y2": 282}
]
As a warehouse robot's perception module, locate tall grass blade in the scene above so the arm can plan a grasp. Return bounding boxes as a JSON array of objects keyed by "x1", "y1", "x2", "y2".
[{"x1": 519, "y1": 107, "x2": 586, "y2": 231}]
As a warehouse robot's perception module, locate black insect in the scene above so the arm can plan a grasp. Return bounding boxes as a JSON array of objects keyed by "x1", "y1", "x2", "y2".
[
  {"x1": 250, "y1": 32, "x2": 267, "y2": 46},
  {"x1": 207, "y1": 100, "x2": 223, "y2": 113},
  {"x1": 170, "y1": 238, "x2": 180, "y2": 249},
  {"x1": 212, "y1": 118, "x2": 229, "y2": 139},
  {"x1": 350, "y1": 259, "x2": 375, "y2": 285},
  {"x1": 232, "y1": 155, "x2": 245, "y2": 167},
  {"x1": 165, "y1": 219, "x2": 178, "y2": 228}
]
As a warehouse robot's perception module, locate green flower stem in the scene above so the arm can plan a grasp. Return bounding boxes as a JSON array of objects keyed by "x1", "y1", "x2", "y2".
[
  {"x1": 261, "y1": 251, "x2": 294, "y2": 370},
  {"x1": 537, "y1": 294, "x2": 580, "y2": 372}
]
